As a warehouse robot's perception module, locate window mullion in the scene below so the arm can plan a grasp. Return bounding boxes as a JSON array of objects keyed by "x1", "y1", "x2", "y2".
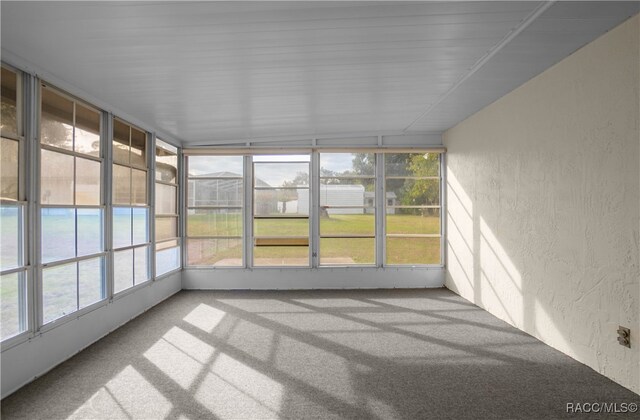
[
  {"x1": 104, "y1": 112, "x2": 114, "y2": 301},
  {"x1": 244, "y1": 155, "x2": 252, "y2": 268},
  {"x1": 149, "y1": 132, "x2": 156, "y2": 281},
  {"x1": 310, "y1": 151, "x2": 319, "y2": 268},
  {"x1": 376, "y1": 153, "x2": 385, "y2": 267}
]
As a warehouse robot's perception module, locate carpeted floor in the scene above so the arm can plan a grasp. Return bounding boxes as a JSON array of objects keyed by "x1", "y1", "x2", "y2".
[{"x1": 1, "y1": 288, "x2": 638, "y2": 419}]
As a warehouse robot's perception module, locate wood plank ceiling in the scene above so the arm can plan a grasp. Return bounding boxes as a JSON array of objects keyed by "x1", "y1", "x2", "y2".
[{"x1": 1, "y1": 1, "x2": 638, "y2": 145}]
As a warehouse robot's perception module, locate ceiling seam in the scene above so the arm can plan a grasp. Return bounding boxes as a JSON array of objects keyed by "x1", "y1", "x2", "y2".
[{"x1": 402, "y1": 0, "x2": 555, "y2": 133}]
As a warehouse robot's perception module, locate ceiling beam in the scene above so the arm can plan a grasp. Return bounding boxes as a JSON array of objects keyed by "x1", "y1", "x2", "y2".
[{"x1": 402, "y1": 1, "x2": 556, "y2": 133}]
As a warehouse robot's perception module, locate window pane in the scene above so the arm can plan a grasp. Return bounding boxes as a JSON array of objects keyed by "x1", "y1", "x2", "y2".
[
  {"x1": 254, "y1": 162, "x2": 309, "y2": 187},
  {"x1": 113, "y1": 249, "x2": 133, "y2": 294},
  {"x1": 1, "y1": 67, "x2": 18, "y2": 138},
  {"x1": 187, "y1": 238, "x2": 242, "y2": 267},
  {"x1": 113, "y1": 120, "x2": 130, "y2": 165},
  {"x1": 130, "y1": 127, "x2": 146, "y2": 168},
  {"x1": 319, "y1": 181, "x2": 374, "y2": 207},
  {"x1": 0, "y1": 138, "x2": 19, "y2": 201},
  {"x1": 74, "y1": 104, "x2": 100, "y2": 157},
  {"x1": 385, "y1": 153, "x2": 439, "y2": 177},
  {"x1": 41, "y1": 149, "x2": 74, "y2": 205},
  {"x1": 188, "y1": 179, "x2": 242, "y2": 207},
  {"x1": 41, "y1": 88, "x2": 73, "y2": 151},
  {"x1": 187, "y1": 209, "x2": 242, "y2": 237},
  {"x1": 132, "y1": 208, "x2": 148, "y2": 245},
  {"x1": 320, "y1": 153, "x2": 375, "y2": 176},
  {"x1": 1, "y1": 272, "x2": 25, "y2": 340},
  {"x1": 156, "y1": 216, "x2": 177, "y2": 241},
  {"x1": 254, "y1": 218, "x2": 308, "y2": 237},
  {"x1": 155, "y1": 183, "x2": 176, "y2": 214},
  {"x1": 320, "y1": 238, "x2": 375, "y2": 265},
  {"x1": 386, "y1": 237, "x2": 440, "y2": 265},
  {"x1": 156, "y1": 246, "x2": 180, "y2": 276},
  {"x1": 134, "y1": 245, "x2": 149, "y2": 284},
  {"x1": 253, "y1": 246, "x2": 309, "y2": 267},
  {"x1": 113, "y1": 164, "x2": 131, "y2": 205},
  {"x1": 41, "y1": 208, "x2": 75, "y2": 263},
  {"x1": 386, "y1": 209, "x2": 440, "y2": 235},
  {"x1": 385, "y1": 179, "x2": 440, "y2": 207},
  {"x1": 156, "y1": 148, "x2": 177, "y2": 183},
  {"x1": 75, "y1": 157, "x2": 100, "y2": 205},
  {"x1": 157, "y1": 238, "x2": 179, "y2": 251},
  {"x1": 131, "y1": 168, "x2": 147, "y2": 205},
  {"x1": 0, "y1": 205, "x2": 20, "y2": 270},
  {"x1": 188, "y1": 156, "x2": 242, "y2": 177},
  {"x1": 254, "y1": 188, "x2": 308, "y2": 216},
  {"x1": 79, "y1": 257, "x2": 104, "y2": 309},
  {"x1": 320, "y1": 212, "x2": 374, "y2": 236},
  {"x1": 77, "y1": 208, "x2": 102, "y2": 256},
  {"x1": 43, "y1": 262, "x2": 77, "y2": 324},
  {"x1": 112, "y1": 207, "x2": 132, "y2": 249}
]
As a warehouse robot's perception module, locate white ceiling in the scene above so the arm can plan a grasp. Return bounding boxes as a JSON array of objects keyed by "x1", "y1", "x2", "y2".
[{"x1": 1, "y1": 1, "x2": 638, "y2": 145}]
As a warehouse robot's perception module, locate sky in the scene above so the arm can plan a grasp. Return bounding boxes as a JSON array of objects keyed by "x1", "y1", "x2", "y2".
[{"x1": 188, "y1": 153, "x2": 362, "y2": 186}]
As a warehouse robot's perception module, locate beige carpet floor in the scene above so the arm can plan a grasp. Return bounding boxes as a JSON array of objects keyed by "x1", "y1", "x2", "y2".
[{"x1": 1, "y1": 288, "x2": 638, "y2": 419}]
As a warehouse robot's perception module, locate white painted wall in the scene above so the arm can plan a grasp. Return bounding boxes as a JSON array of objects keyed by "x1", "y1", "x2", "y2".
[
  {"x1": 183, "y1": 267, "x2": 444, "y2": 290},
  {"x1": 0, "y1": 272, "x2": 182, "y2": 399},
  {"x1": 444, "y1": 15, "x2": 639, "y2": 393}
]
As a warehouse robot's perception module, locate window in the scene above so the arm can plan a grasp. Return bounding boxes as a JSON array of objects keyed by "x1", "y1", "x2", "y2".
[
  {"x1": 1, "y1": 65, "x2": 27, "y2": 341},
  {"x1": 112, "y1": 119, "x2": 149, "y2": 293},
  {"x1": 186, "y1": 155, "x2": 244, "y2": 266},
  {"x1": 384, "y1": 153, "x2": 441, "y2": 265},
  {"x1": 155, "y1": 139, "x2": 180, "y2": 276},
  {"x1": 253, "y1": 155, "x2": 310, "y2": 267},
  {"x1": 40, "y1": 85, "x2": 105, "y2": 324},
  {"x1": 319, "y1": 153, "x2": 375, "y2": 265}
]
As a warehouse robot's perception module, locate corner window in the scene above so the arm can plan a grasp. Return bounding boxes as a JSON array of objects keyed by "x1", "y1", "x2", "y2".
[
  {"x1": 186, "y1": 155, "x2": 244, "y2": 267},
  {"x1": 384, "y1": 153, "x2": 441, "y2": 265},
  {"x1": 155, "y1": 139, "x2": 180, "y2": 276}
]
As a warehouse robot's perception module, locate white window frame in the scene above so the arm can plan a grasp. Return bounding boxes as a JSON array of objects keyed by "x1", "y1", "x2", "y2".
[
  {"x1": 37, "y1": 83, "x2": 108, "y2": 328},
  {"x1": 154, "y1": 137, "x2": 181, "y2": 277},
  {"x1": 1, "y1": 64, "x2": 29, "y2": 344}
]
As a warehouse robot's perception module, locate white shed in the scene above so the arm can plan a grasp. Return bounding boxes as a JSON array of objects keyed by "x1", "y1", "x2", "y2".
[{"x1": 297, "y1": 184, "x2": 365, "y2": 214}]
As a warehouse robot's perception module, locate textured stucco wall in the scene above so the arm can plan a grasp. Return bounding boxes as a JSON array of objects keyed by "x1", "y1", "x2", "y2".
[{"x1": 444, "y1": 14, "x2": 639, "y2": 393}]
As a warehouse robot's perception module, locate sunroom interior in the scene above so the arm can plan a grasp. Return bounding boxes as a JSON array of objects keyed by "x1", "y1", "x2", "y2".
[{"x1": 1, "y1": 1, "x2": 639, "y2": 418}]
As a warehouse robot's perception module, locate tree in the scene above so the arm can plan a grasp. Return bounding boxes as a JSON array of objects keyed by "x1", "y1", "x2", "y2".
[
  {"x1": 401, "y1": 153, "x2": 440, "y2": 216},
  {"x1": 279, "y1": 171, "x2": 308, "y2": 213},
  {"x1": 351, "y1": 153, "x2": 374, "y2": 177}
]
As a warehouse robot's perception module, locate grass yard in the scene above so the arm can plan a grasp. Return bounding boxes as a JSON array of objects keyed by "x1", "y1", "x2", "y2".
[{"x1": 186, "y1": 213, "x2": 441, "y2": 266}]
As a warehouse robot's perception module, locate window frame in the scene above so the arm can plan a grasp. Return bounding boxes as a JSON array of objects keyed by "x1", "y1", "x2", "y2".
[
  {"x1": 317, "y1": 152, "x2": 377, "y2": 267},
  {"x1": 154, "y1": 138, "x2": 181, "y2": 277},
  {"x1": 382, "y1": 152, "x2": 443, "y2": 267},
  {"x1": 185, "y1": 155, "x2": 245, "y2": 268},
  {"x1": 37, "y1": 83, "x2": 108, "y2": 328},
  {"x1": 252, "y1": 155, "x2": 311, "y2": 268},
  {"x1": 1, "y1": 64, "x2": 29, "y2": 344},
  {"x1": 110, "y1": 118, "x2": 151, "y2": 296},
  {"x1": 182, "y1": 149, "x2": 445, "y2": 270}
]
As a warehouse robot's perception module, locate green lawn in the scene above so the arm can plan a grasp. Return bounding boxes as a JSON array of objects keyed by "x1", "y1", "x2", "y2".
[{"x1": 186, "y1": 213, "x2": 441, "y2": 266}]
